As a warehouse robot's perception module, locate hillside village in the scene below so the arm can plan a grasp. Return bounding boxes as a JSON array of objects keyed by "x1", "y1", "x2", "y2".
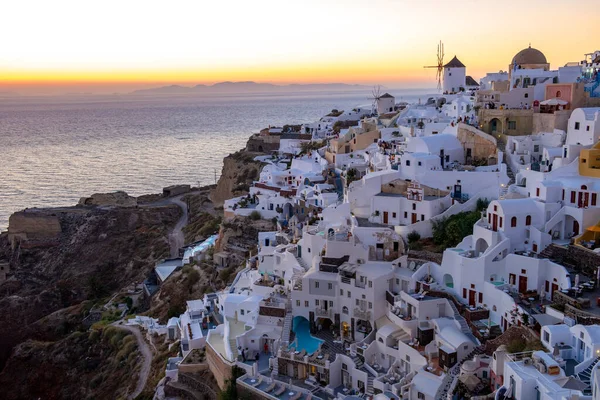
[
  {"x1": 6, "y1": 46, "x2": 600, "y2": 400},
  {"x1": 131, "y1": 46, "x2": 600, "y2": 400}
]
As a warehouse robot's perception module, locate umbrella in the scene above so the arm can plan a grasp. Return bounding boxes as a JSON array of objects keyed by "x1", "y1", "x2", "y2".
[
  {"x1": 554, "y1": 376, "x2": 588, "y2": 391},
  {"x1": 459, "y1": 374, "x2": 480, "y2": 391},
  {"x1": 540, "y1": 98, "x2": 568, "y2": 106}
]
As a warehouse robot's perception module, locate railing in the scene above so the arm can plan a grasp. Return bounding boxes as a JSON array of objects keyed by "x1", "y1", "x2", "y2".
[
  {"x1": 355, "y1": 281, "x2": 366, "y2": 289},
  {"x1": 354, "y1": 308, "x2": 371, "y2": 320},
  {"x1": 315, "y1": 308, "x2": 332, "y2": 318}
]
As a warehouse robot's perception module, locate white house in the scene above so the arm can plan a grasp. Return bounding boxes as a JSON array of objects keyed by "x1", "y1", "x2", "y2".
[
  {"x1": 377, "y1": 93, "x2": 396, "y2": 115},
  {"x1": 443, "y1": 56, "x2": 467, "y2": 94},
  {"x1": 566, "y1": 107, "x2": 600, "y2": 146}
]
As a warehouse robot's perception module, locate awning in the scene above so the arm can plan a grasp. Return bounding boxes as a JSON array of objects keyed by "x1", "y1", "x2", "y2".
[{"x1": 587, "y1": 225, "x2": 600, "y2": 232}]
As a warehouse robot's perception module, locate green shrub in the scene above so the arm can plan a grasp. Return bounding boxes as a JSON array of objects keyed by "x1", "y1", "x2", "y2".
[
  {"x1": 407, "y1": 231, "x2": 421, "y2": 244},
  {"x1": 249, "y1": 210, "x2": 262, "y2": 220}
]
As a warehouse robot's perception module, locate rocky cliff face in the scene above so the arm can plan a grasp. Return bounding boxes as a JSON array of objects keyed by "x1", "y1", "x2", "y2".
[
  {"x1": 210, "y1": 150, "x2": 265, "y2": 206},
  {"x1": 0, "y1": 202, "x2": 180, "y2": 374}
]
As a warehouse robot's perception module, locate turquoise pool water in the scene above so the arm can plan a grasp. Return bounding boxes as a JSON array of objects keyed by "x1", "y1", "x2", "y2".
[
  {"x1": 290, "y1": 316, "x2": 323, "y2": 354},
  {"x1": 450, "y1": 248, "x2": 464, "y2": 252},
  {"x1": 491, "y1": 281, "x2": 505, "y2": 286}
]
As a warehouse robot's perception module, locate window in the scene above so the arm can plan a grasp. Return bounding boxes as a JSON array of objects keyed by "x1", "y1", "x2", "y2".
[
  {"x1": 479, "y1": 293, "x2": 483, "y2": 303},
  {"x1": 296, "y1": 300, "x2": 301, "y2": 307},
  {"x1": 368, "y1": 281, "x2": 372, "y2": 288},
  {"x1": 534, "y1": 145, "x2": 539, "y2": 152},
  {"x1": 342, "y1": 306, "x2": 348, "y2": 314},
  {"x1": 575, "y1": 122, "x2": 580, "y2": 130},
  {"x1": 593, "y1": 193, "x2": 597, "y2": 206},
  {"x1": 544, "y1": 331, "x2": 550, "y2": 342},
  {"x1": 466, "y1": 148, "x2": 472, "y2": 158},
  {"x1": 463, "y1": 288, "x2": 467, "y2": 298},
  {"x1": 305, "y1": 301, "x2": 309, "y2": 307},
  {"x1": 328, "y1": 283, "x2": 333, "y2": 290},
  {"x1": 347, "y1": 291, "x2": 351, "y2": 298},
  {"x1": 241, "y1": 309, "x2": 245, "y2": 315},
  {"x1": 587, "y1": 125, "x2": 591, "y2": 132},
  {"x1": 356, "y1": 299, "x2": 359, "y2": 306},
  {"x1": 406, "y1": 160, "x2": 411, "y2": 166},
  {"x1": 418, "y1": 161, "x2": 422, "y2": 166},
  {"x1": 315, "y1": 282, "x2": 320, "y2": 288},
  {"x1": 330, "y1": 301, "x2": 333, "y2": 307},
  {"x1": 412, "y1": 203, "x2": 416, "y2": 210},
  {"x1": 499, "y1": 217, "x2": 503, "y2": 228},
  {"x1": 404, "y1": 211, "x2": 408, "y2": 218},
  {"x1": 524, "y1": 93, "x2": 529, "y2": 98},
  {"x1": 396, "y1": 278, "x2": 400, "y2": 284},
  {"x1": 562, "y1": 189, "x2": 565, "y2": 201},
  {"x1": 571, "y1": 191, "x2": 576, "y2": 203},
  {"x1": 421, "y1": 214, "x2": 425, "y2": 221},
  {"x1": 369, "y1": 302, "x2": 373, "y2": 309},
  {"x1": 464, "y1": 345, "x2": 469, "y2": 350},
  {"x1": 340, "y1": 289, "x2": 343, "y2": 296},
  {"x1": 315, "y1": 299, "x2": 319, "y2": 306},
  {"x1": 406, "y1": 355, "x2": 411, "y2": 361},
  {"x1": 494, "y1": 205, "x2": 497, "y2": 212},
  {"x1": 508, "y1": 121, "x2": 517, "y2": 130},
  {"x1": 526, "y1": 215, "x2": 531, "y2": 226},
  {"x1": 511, "y1": 216, "x2": 517, "y2": 227},
  {"x1": 418, "y1": 393, "x2": 425, "y2": 399},
  {"x1": 521, "y1": 269, "x2": 526, "y2": 274},
  {"x1": 583, "y1": 159, "x2": 587, "y2": 163}
]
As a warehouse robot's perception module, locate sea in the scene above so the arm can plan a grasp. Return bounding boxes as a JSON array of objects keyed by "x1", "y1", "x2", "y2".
[{"x1": 0, "y1": 89, "x2": 433, "y2": 230}]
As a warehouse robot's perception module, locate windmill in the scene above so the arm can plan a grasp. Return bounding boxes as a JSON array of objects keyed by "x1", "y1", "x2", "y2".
[
  {"x1": 368, "y1": 85, "x2": 382, "y2": 115},
  {"x1": 424, "y1": 40, "x2": 445, "y2": 91}
]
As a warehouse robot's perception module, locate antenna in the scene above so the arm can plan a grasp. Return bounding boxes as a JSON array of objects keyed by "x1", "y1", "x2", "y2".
[
  {"x1": 423, "y1": 40, "x2": 445, "y2": 91},
  {"x1": 368, "y1": 85, "x2": 382, "y2": 115}
]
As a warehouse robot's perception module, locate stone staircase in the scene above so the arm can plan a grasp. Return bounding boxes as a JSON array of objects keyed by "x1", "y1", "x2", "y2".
[
  {"x1": 500, "y1": 152, "x2": 515, "y2": 200},
  {"x1": 294, "y1": 253, "x2": 309, "y2": 270},
  {"x1": 366, "y1": 375, "x2": 374, "y2": 396},
  {"x1": 577, "y1": 357, "x2": 600, "y2": 395},
  {"x1": 448, "y1": 301, "x2": 478, "y2": 344},
  {"x1": 228, "y1": 338, "x2": 239, "y2": 361}
]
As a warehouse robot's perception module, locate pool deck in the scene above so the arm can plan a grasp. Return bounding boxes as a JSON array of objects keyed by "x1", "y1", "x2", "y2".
[{"x1": 240, "y1": 374, "x2": 323, "y2": 400}]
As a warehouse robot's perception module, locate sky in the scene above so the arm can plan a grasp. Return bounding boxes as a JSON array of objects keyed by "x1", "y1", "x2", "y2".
[{"x1": 1, "y1": 0, "x2": 599, "y2": 94}]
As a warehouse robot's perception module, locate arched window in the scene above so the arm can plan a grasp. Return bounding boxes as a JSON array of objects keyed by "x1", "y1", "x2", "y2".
[
  {"x1": 582, "y1": 185, "x2": 588, "y2": 190},
  {"x1": 526, "y1": 215, "x2": 532, "y2": 226},
  {"x1": 556, "y1": 90, "x2": 562, "y2": 97},
  {"x1": 342, "y1": 306, "x2": 348, "y2": 314},
  {"x1": 511, "y1": 216, "x2": 517, "y2": 227}
]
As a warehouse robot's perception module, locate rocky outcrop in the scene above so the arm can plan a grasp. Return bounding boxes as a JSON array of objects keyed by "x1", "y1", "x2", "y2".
[
  {"x1": 210, "y1": 150, "x2": 265, "y2": 206},
  {"x1": 78, "y1": 190, "x2": 137, "y2": 207},
  {"x1": 7, "y1": 211, "x2": 62, "y2": 249}
]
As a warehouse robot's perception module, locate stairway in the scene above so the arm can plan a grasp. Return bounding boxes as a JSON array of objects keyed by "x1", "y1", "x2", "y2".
[
  {"x1": 500, "y1": 152, "x2": 515, "y2": 200},
  {"x1": 229, "y1": 338, "x2": 239, "y2": 361},
  {"x1": 351, "y1": 354, "x2": 364, "y2": 369},
  {"x1": 294, "y1": 253, "x2": 308, "y2": 270},
  {"x1": 366, "y1": 375, "x2": 374, "y2": 396},
  {"x1": 448, "y1": 301, "x2": 478, "y2": 344},
  {"x1": 577, "y1": 357, "x2": 600, "y2": 395},
  {"x1": 436, "y1": 345, "x2": 485, "y2": 399}
]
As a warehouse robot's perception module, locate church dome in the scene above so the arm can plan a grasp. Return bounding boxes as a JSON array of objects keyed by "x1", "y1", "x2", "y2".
[{"x1": 512, "y1": 46, "x2": 547, "y2": 65}]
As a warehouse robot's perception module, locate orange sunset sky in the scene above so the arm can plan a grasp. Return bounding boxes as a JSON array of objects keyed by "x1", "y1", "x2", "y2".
[{"x1": 2, "y1": 0, "x2": 599, "y2": 95}]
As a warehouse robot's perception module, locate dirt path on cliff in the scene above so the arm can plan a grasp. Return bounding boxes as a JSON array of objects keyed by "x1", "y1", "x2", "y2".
[
  {"x1": 166, "y1": 195, "x2": 188, "y2": 257},
  {"x1": 112, "y1": 322, "x2": 153, "y2": 399}
]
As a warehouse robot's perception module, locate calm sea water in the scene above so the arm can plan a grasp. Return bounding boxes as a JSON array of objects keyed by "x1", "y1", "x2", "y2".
[{"x1": 0, "y1": 89, "x2": 431, "y2": 229}]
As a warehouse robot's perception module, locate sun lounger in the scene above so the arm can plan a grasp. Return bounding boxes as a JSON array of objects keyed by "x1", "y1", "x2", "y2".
[
  {"x1": 251, "y1": 376, "x2": 262, "y2": 387},
  {"x1": 265, "y1": 381, "x2": 276, "y2": 392},
  {"x1": 274, "y1": 384, "x2": 286, "y2": 396},
  {"x1": 290, "y1": 392, "x2": 302, "y2": 400}
]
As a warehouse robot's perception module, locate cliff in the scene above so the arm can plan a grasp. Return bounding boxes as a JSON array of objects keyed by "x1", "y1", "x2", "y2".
[
  {"x1": 0, "y1": 200, "x2": 180, "y2": 375},
  {"x1": 210, "y1": 149, "x2": 266, "y2": 206}
]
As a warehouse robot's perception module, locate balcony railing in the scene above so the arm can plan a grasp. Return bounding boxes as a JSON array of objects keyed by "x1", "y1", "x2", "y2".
[
  {"x1": 354, "y1": 308, "x2": 371, "y2": 320},
  {"x1": 315, "y1": 308, "x2": 332, "y2": 318}
]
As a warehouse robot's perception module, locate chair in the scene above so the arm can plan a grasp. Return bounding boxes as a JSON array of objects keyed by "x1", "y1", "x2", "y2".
[
  {"x1": 265, "y1": 381, "x2": 276, "y2": 392},
  {"x1": 274, "y1": 384, "x2": 286, "y2": 396}
]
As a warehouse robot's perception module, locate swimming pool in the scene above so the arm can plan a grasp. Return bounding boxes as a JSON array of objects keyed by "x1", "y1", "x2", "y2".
[
  {"x1": 289, "y1": 316, "x2": 323, "y2": 354},
  {"x1": 491, "y1": 281, "x2": 505, "y2": 286}
]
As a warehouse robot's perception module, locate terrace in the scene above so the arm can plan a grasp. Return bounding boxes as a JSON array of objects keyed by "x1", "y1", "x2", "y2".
[{"x1": 239, "y1": 373, "x2": 322, "y2": 400}]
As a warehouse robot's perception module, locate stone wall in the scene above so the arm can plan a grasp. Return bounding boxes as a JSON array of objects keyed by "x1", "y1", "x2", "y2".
[
  {"x1": 179, "y1": 372, "x2": 218, "y2": 399},
  {"x1": 541, "y1": 243, "x2": 600, "y2": 276},
  {"x1": 246, "y1": 134, "x2": 281, "y2": 153},
  {"x1": 7, "y1": 211, "x2": 62, "y2": 249},
  {"x1": 478, "y1": 109, "x2": 534, "y2": 137},
  {"x1": 456, "y1": 124, "x2": 498, "y2": 163},
  {"x1": 205, "y1": 342, "x2": 233, "y2": 390},
  {"x1": 483, "y1": 326, "x2": 539, "y2": 356},
  {"x1": 532, "y1": 110, "x2": 571, "y2": 134},
  {"x1": 78, "y1": 191, "x2": 137, "y2": 207}
]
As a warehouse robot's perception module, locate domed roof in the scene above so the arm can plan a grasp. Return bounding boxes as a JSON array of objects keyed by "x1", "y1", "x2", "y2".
[{"x1": 512, "y1": 46, "x2": 547, "y2": 65}]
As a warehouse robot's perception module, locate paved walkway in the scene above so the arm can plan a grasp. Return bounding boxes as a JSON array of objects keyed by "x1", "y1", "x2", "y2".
[
  {"x1": 167, "y1": 195, "x2": 188, "y2": 257},
  {"x1": 112, "y1": 322, "x2": 154, "y2": 399}
]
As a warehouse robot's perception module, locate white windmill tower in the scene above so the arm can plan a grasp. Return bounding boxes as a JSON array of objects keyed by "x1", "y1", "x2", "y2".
[{"x1": 368, "y1": 85, "x2": 383, "y2": 116}]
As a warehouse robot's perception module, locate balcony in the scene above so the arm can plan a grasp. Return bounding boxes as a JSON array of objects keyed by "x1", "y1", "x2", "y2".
[
  {"x1": 315, "y1": 308, "x2": 333, "y2": 318},
  {"x1": 354, "y1": 308, "x2": 371, "y2": 320},
  {"x1": 355, "y1": 281, "x2": 366, "y2": 289}
]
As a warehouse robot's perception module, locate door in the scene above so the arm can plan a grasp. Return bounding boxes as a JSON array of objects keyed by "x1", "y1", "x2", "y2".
[
  {"x1": 411, "y1": 213, "x2": 418, "y2": 224},
  {"x1": 440, "y1": 149, "x2": 445, "y2": 168},
  {"x1": 584, "y1": 192, "x2": 590, "y2": 208},
  {"x1": 519, "y1": 275, "x2": 528, "y2": 293},
  {"x1": 469, "y1": 290, "x2": 476, "y2": 307},
  {"x1": 551, "y1": 283, "x2": 559, "y2": 301},
  {"x1": 533, "y1": 243, "x2": 538, "y2": 252},
  {"x1": 492, "y1": 214, "x2": 498, "y2": 231},
  {"x1": 383, "y1": 211, "x2": 389, "y2": 224},
  {"x1": 573, "y1": 220, "x2": 580, "y2": 235}
]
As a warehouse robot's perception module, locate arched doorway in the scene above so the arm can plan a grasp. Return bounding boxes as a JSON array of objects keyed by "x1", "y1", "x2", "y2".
[
  {"x1": 283, "y1": 203, "x2": 293, "y2": 219},
  {"x1": 490, "y1": 118, "x2": 502, "y2": 134},
  {"x1": 443, "y1": 274, "x2": 454, "y2": 288},
  {"x1": 475, "y1": 238, "x2": 489, "y2": 256}
]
